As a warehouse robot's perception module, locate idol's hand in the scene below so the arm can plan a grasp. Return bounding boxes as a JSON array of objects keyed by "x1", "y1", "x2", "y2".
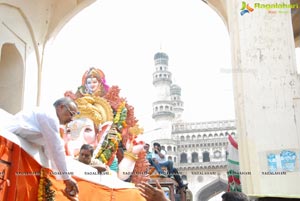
[{"x1": 126, "y1": 139, "x2": 144, "y2": 155}]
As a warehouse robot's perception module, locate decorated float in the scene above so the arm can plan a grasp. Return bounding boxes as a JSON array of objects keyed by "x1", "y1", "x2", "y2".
[
  {"x1": 0, "y1": 67, "x2": 147, "y2": 200},
  {"x1": 0, "y1": 67, "x2": 186, "y2": 201}
]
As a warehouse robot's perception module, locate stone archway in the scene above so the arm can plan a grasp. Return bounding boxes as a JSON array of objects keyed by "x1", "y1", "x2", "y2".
[
  {"x1": 0, "y1": 0, "x2": 300, "y2": 198},
  {"x1": 196, "y1": 179, "x2": 227, "y2": 201}
]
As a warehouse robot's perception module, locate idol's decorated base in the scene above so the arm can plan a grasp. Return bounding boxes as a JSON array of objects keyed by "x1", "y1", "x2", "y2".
[{"x1": 0, "y1": 130, "x2": 145, "y2": 201}]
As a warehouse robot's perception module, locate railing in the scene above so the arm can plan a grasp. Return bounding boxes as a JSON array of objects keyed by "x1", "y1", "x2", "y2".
[
  {"x1": 172, "y1": 120, "x2": 236, "y2": 133},
  {"x1": 175, "y1": 137, "x2": 228, "y2": 145},
  {"x1": 176, "y1": 161, "x2": 227, "y2": 170}
]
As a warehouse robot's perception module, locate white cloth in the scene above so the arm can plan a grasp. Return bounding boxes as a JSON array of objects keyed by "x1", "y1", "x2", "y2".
[
  {"x1": 0, "y1": 130, "x2": 136, "y2": 189},
  {"x1": 152, "y1": 149, "x2": 167, "y2": 163},
  {"x1": 66, "y1": 157, "x2": 135, "y2": 188},
  {"x1": 2, "y1": 107, "x2": 70, "y2": 180}
]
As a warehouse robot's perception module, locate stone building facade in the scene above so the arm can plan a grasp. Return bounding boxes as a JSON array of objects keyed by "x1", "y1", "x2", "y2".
[
  {"x1": 150, "y1": 51, "x2": 237, "y2": 201},
  {"x1": 1, "y1": 1, "x2": 299, "y2": 198}
]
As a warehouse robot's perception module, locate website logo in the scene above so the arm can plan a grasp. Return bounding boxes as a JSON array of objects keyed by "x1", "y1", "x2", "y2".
[
  {"x1": 240, "y1": 1, "x2": 254, "y2": 16},
  {"x1": 254, "y1": 3, "x2": 299, "y2": 10},
  {"x1": 254, "y1": 3, "x2": 299, "y2": 14},
  {"x1": 240, "y1": 2, "x2": 299, "y2": 15}
]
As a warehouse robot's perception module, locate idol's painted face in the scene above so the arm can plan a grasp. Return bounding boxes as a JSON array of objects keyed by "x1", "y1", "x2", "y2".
[
  {"x1": 86, "y1": 77, "x2": 99, "y2": 93},
  {"x1": 66, "y1": 118, "x2": 96, "y2": 144}
]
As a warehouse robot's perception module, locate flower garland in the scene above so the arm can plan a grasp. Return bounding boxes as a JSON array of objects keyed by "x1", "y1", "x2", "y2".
[
  {"x1": 94, "y1": 101, "x2": 126, "y2": 165},
  {"x1": 37, "y1": 168, "x2": 55, "y2": 201},
  {"x1": 95, "y1": 127, "x2": 122, "y2": 166},
  {"x1": 113, "y1": 101, "x2": 127, "y2": 130}
]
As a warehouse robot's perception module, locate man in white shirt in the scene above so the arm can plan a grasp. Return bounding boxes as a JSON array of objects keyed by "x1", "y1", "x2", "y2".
[
  {"x1": 3, "y1": 97, "x2": 79, "y2": 199},
  {"x1": 151, "y1": 142, "x2": 188, "y2": 190}
]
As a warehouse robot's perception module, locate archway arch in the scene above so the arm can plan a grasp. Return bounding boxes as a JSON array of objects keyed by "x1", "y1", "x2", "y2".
[
  {"x1": 196, "y1": 179, "x2": 227, "y2": 201},
  {"x1": 180, "y1": 152, "x2": 188, "y2": 163},
  {"x1": 192, "y1": 152, "x2": 199, "y2": 163},
  {"x1": 41, "y1": 0, "x2": 234, "y2": 126},
  {"x1": 202, "y1": 151, "x2": 210, "y2": 162}
]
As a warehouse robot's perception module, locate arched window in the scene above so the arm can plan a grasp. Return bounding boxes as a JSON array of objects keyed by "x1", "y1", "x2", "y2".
[
  {"x1": 180, "y1": 136, "x2": 185, "y2": 141},
  {"x1": 180, "y1": 153, "x2": 188, "y2": 163},
  {"x1": 192, "y1": 152, "x2": 199, "y2": 163},
  {"x1": 167, "y1": 146, "x2": 172, "y2": 151},
  {"x1": 186, "y1": 135, "x2": 190, "y2": 140},
  {"x1": 168, "y1": 156, "x2": 172, "y2": 161},
  {"x1": 161, "y1": 146, "x2": 165, "y2": 151},
  {"x1": 203, "y1": 151, "x2": 210, "y2": 162}
]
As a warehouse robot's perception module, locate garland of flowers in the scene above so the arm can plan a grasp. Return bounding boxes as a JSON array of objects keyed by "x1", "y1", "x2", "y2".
[
  {"x1": 113, "y1": 101, "x2": 127, "y2": 130},
  {"x1": 37, "y1": 168, "x2": 55, "y2": 201},
  {"x1": 95, "y1": 128, "x2": 122, "y2": 166},
  {"x1": 94, "y1": 101, "x2": 126, "y2": 166}
]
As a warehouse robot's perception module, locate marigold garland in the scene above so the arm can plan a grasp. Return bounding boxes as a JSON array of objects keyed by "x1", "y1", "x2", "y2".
[
  {"x1": 113, "y1": 101, "x2": 127, "y2": 130},
  {"x1": 94, "y1": 101, "x2": 126, "y2": 166},
  {"x1": 95, "y1": 127, "x2": 122, "y2": 166},
  {"x1": 37, "y1": 168, "x2": 55, "y2": 201}
]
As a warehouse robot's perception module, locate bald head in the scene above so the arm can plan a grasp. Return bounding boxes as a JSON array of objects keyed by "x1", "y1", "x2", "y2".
[
  {"x1": 53, "y1": 97, "x2": 77, "y2": 108},
  {"x1": 54, "y1": 97, "x2": 78, "y2": 125}
]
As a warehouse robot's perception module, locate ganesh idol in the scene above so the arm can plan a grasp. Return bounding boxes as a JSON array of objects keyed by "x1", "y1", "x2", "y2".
[{"x1": 63, "y1": 67, "x2": 150, "y2": 183}]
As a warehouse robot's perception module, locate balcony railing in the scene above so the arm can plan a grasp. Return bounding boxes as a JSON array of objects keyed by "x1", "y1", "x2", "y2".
[
  {"x1": 176, "y1": 161, "x2": 227, "y2": 171},
  {"x1": 172, "y1": 120, "x2": 236, "y2": 133}
]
